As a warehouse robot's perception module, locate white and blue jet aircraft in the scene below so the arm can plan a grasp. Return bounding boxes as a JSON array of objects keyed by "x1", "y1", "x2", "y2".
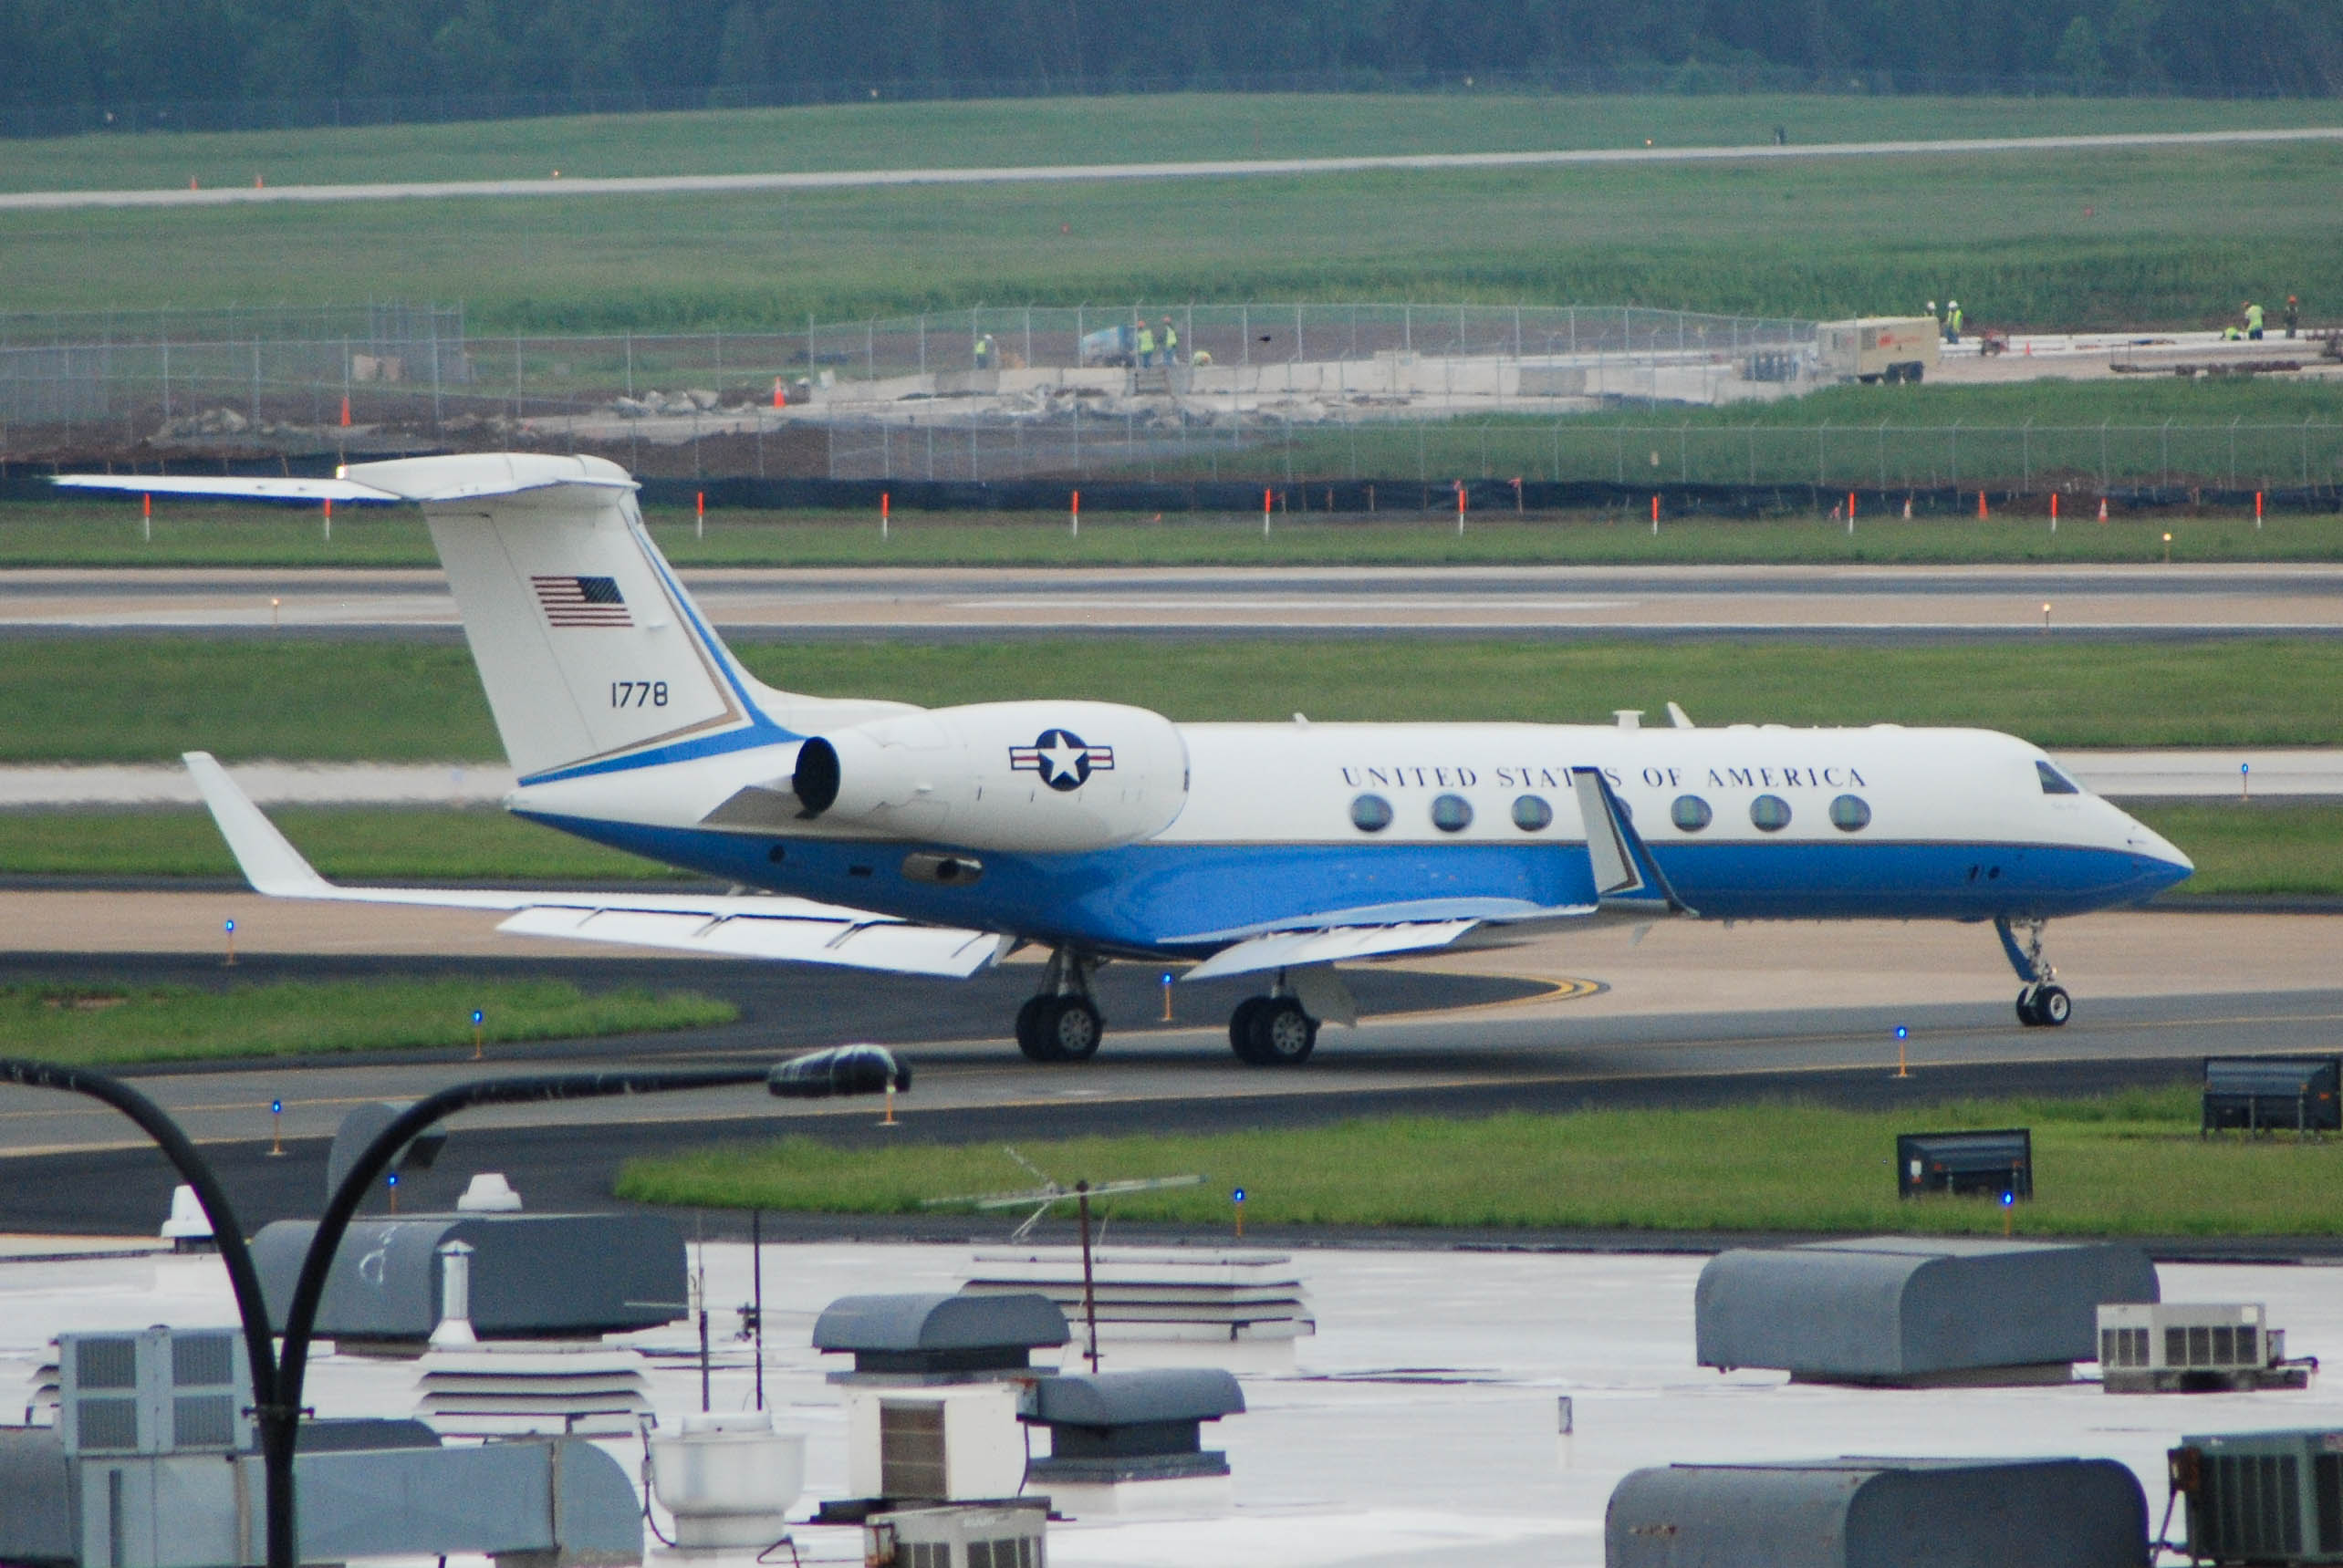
[{"x1": 62, "y1": 454, "x2": 2193, "y2": 1066}]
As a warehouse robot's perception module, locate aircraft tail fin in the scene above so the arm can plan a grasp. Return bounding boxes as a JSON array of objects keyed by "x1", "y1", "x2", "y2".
[{"x1": 346, "y1": 455, "x2": 773, "y2": 778}]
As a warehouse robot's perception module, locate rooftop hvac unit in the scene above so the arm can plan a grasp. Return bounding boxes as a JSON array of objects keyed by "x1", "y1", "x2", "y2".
[
  {"x1": 2171, "y1": 1430, "x2": 2343, "y2": 1564},
  {"x1": 1896, "y1": 1128, "x2": 2032, "y2": 1199},
  {"x1": 2203, "y1": 1057, "x2": 2341, "y2": 1136},
  {"x1": 845, "y1": 1386, "x2": 1026, "y2": 1505},
  {"x1": 57, "y1": 1328, "x2": 251, "y2": 1456},
  {"x1": 866, "y1": 1501, "x2": 1047, "y2": 1568},
  {"x1": 2100, "y1": 1303, "x2": 2315, "y2": 1394}
]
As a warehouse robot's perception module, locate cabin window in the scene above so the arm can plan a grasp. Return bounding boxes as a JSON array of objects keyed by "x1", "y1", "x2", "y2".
[
  {"x1": 1430, "y1": 794, "x2": 1473, "y2": 833},
  {"x1": 1828, "y1": 794, "x2": 1872, "y2": 832},
  {"x1": 1671, "y1": 795, "x2": 1713, "y2": 832},
  {"x1": 1512, "y1": 794, "x2": 1554, "y2": 831},
  {"x1": 1350, "y1": 794, "x2": 1393, "y2": 833},
  {"x1": 2037, "y1": 760, "x2": 2081, "y2": 795},
  {"x1": 1750, "y1": 794, "x2": 1792, "y2": 833}
]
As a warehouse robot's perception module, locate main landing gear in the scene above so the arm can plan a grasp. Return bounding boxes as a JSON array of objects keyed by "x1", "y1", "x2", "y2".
[
  {"x1": 1995, "y1": 915, "x2": 2072, "y2": 1029},
  {"x1": 1015, "y1": 949, "x2": 1103, "y2": 1063},
  {"x1": 1228, "y1": 989, "x2": 1319, "y2": 1066}
]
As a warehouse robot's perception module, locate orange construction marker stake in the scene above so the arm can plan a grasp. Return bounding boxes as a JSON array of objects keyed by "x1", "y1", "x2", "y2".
[
  {"x1": 2256, "y1": 491, "x2": 2265, "y2": 529},
  {"x1": 1978, "y1": 490, "x2": 1989, "y2": 520},
  {"x1": 322, "y1": 496, "x2": 331, "y2": 542},
  {"x1": 2049, "y1": 493, "x2": 2058, "y2": 533},
  {"x1": 141, "y1": 492, "x2": 151, "y2": 544},
  {"x1": 1071, "y1": 489, "x2": 1080, "y2": 538},
  {"x1": 1847, "y1": 491, "x2": 1856, "y2": 535},
  {"x1": 1455, "y1": 482, "x2": 1467, "y2": 535},
  {"x1": 1651, "y1": 493, "x2": 1660, "y2": 534},
  {"x1": 339, "y1": 394, "x2": 350, "y2": 427},
  {"x1": 695, "y1": 489, "x2": 704, "y2": 539},
  {"x1": 880, "y1": 491, "x2": 890, "y2": 540},
  {"x1": 880, "y1": 1081, "x2": 898, "y2": 1127},
  {"x1": 1263, "y1": 487, "x2": 1272, "y2": 537}
]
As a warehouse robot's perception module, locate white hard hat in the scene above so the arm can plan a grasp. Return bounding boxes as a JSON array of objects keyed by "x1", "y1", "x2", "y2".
[{"x1": 1949, "y1": 299, "x2": 1959, "y2": 307}]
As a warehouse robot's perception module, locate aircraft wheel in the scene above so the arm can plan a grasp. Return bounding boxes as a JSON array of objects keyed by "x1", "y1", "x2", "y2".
[
  {"x1": 2015, "y1": 985, "x2": 2046, "y2": 1027},
  {"x1": 1015, "y1": 996, "x2": 1063, "y2": 1062},
  {"x1": 2035, "y1": 983, "x2": 2072, "y2": 1027},
  {"x1": 1049, "y1": 997, "x2": 1105, "y2": 1061},
  {"x1": 1246, "y1": 997, "x2": 1319, "y2": 1066},
  {"x1": 1228, "y1": 997, "x2": 1273, "y2": 1064}
]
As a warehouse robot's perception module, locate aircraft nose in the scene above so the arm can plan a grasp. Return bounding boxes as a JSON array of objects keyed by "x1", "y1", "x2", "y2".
[{"x1": 2119, "y1": 811, "x2": 2194, "y2": 887}]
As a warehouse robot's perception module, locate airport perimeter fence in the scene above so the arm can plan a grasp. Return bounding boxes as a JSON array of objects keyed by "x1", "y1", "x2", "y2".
[
  {"x1": 0, "y1": 298, "x2": 1810, "y2": 446},
  {"x1": 5, "y1": 300, "x2": 2342, "y2": 499}
]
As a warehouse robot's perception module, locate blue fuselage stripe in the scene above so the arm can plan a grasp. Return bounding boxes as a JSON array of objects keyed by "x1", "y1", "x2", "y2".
[{"x1": 515, "y1": 813, "x2": 2191, "y2": 954}]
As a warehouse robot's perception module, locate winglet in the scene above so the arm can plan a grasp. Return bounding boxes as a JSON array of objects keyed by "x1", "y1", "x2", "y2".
[
  {"x1": 1570, "y1": 766, "x2": 1694, "y2": 915},
  {"x1": 182, "y1": 752, "x2": 337, "y2": 898}
]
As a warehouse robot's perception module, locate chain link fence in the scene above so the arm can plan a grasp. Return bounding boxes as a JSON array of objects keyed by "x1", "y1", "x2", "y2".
[{"x1": 5, "y1": 301, "x2": 2340, "y2": 495}]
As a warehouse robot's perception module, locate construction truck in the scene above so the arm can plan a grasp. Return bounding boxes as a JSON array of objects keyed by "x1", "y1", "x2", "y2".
[{"x1": 1817, "y1": 317, "x2": 1940, "y2": 384}]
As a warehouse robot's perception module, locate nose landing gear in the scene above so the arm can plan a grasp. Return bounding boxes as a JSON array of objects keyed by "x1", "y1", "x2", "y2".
[
  {"x1": 1016, "y1": 950, "x2": 1104, "y2": 1062},
  {"x1": 1995, "y1": 915, "x2": 2071, "y2": 1029},
  {"x1": 1229, "y1": 991, "x2": 1319, "y2": 1065}
]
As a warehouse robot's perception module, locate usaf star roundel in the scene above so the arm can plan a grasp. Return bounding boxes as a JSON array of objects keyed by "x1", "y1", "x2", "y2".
[{"x1": 1010, "y1": 729, "x2": 1116, "y2": 792}]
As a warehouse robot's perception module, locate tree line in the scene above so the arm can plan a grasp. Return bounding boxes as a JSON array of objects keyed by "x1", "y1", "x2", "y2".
[{"x1": 2, "y1": 0, "x2": 2335, "y2": 117}]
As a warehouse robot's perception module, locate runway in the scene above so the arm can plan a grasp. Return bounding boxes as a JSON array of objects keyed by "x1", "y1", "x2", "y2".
[
  {"x1": 0, "y1": 902, "x2": 2333, "y2": 1233},
  {"x1": 5, "y1": 126, "x2": 2338, "y2": 212},
  {"x1": 6, "y1": 563, "x2": 2341, "y2": 638}
]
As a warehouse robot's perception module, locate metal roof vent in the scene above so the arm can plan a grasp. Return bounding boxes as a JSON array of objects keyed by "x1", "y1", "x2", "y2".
[
  {"x1": 1019, "y1": 1368, "x2": 1246, "y2": 1515},
  {"x1": 1696, "y1": 1237, "x2": 2157, "y2": 1386},
  {"x1": 814, "y1": 1293, "x2": 1068, "y2": 1385},
  {"x1": 1608, "y1": 1457, "x2": 2148, "y2": 1568}
]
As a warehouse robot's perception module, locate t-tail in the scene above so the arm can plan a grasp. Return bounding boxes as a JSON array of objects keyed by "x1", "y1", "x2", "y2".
[{"x1": 59, "y1": 453, "x2": 909, "y2": 779}]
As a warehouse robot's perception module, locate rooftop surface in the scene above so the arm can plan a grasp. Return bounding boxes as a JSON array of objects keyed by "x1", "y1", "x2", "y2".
[{"x1": 6, "y1": 1238, "x2": 2338, "y2": 1565}]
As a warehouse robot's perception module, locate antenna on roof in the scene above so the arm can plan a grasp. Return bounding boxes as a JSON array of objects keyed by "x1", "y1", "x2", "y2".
[{"x1": 926, "y1": 1147, "x2": 1203, "y2": 1370}]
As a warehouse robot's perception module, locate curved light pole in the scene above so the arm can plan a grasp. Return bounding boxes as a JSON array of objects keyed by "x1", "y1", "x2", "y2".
[{"x1": 3, "y1": 1045, "x2": 907, "y2": 1568}]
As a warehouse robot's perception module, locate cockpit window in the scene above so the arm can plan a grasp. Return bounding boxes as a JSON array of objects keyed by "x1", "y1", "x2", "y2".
[{"x1": 2036, "y1": 761, "x2": 2081, "y2": 795}]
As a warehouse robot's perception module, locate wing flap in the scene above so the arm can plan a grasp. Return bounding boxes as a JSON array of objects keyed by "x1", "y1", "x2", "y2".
[
  {"x1": 1182, "y1": 920, "x2": 1480, "y2": 981},
  {"x1": 497, "y1": 908, "x2": 1009, "y2": 977}
]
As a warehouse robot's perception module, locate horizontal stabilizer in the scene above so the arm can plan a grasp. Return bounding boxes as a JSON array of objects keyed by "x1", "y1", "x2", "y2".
[
  {"x1": 53, "y1": 473, "x2": 399, "y2": 503},
  {"x1": 183, "y1": 751, "x2": 1005, "y2": 979},
  {"x1": 56, "y1": 453, "x2": 635, "y2": 506}
]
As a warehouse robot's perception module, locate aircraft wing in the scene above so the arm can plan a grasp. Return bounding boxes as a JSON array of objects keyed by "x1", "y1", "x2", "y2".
[
  {"x1": 1173, "y1": 766, "x2": 1692, "y2": 982},
  {"x1": 182, "y1": 752, "x2": 1012, "y2": 979}
]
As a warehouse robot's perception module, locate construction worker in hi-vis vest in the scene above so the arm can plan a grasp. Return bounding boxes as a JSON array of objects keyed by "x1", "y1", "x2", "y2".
[
  {"x1": 1161, "y1": 317, "x2": 1179, "y2": 365},
  {"x1": 1136, "y1": 320, "x2": 1156, "y2": 368}
]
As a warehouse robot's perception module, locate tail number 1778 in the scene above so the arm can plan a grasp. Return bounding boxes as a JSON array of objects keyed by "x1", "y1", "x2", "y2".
[{"x1": 611, "y1": 681, "x2": 670, "y2": 708}]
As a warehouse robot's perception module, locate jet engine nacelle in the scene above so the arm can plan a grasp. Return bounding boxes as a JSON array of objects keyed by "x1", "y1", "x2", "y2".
[{"x1": 792, "y1": 700, "x2": 1188, "y2": 852}]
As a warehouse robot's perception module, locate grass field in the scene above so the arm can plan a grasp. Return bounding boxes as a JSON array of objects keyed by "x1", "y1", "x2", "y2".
[
  {"x1": 1140, "y1": 379, "x2": 2343, "y2": 496},
  {"x1": 0, "y1": 975, "x2": 734, "y2": 1065},
  {"x1": 0, "y1": 805, "x2": 674, "y2": 880},
  {"x1": 614, "y1": 1085, "x2": 2343, "y2": 1237},
  {"x1": 7, "y1": 499, "x2": 2337, "y2": 568},
  {"x1": 12, "y1": 94, "x2": 2338, "y2": 194},
  {"x1": 5, "y1": 638, "x2": 2340, "y2": 765},
  {"x1": 0, "y1": 800, "x2": 2322, "y2": 894},
  {"x1": 1, "y1": 96, "x2": 2335, "y2": 328}
]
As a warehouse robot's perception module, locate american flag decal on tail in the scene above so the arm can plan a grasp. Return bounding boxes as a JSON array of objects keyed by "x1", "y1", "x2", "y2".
[{"x1": 532, "y1": 575, "x2": 632, "y2": 628}]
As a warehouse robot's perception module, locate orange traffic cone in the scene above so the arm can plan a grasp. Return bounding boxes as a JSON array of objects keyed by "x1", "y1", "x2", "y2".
[{"x1": 2097, "y1": 497, "x2": 2108, "y2": 523}]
